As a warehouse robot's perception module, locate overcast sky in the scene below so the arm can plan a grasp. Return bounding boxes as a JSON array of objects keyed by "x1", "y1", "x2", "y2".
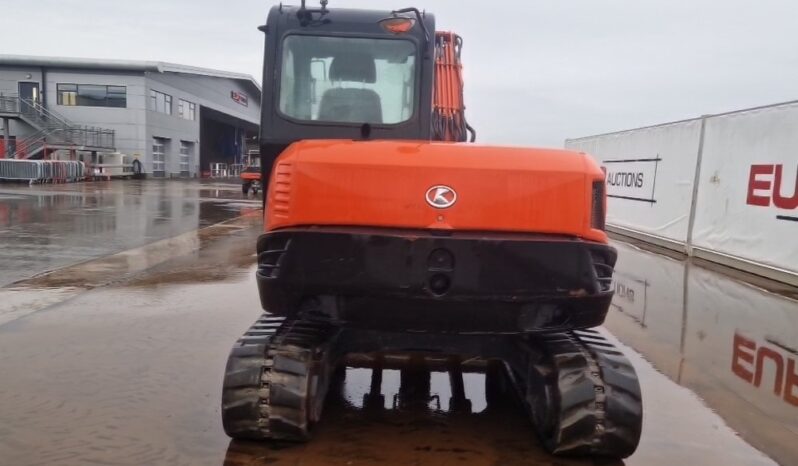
[{"x1": 3, "y1": 0, "x2": 797, "y2": 147}]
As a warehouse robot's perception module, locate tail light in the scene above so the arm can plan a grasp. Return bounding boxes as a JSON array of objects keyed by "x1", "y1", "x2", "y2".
[
  {"x1": 591, "y1": 180, "x2": 606, "y2": 231},
  {"x1": 379, "y1": 17, "x2": 416, "y2": 34}
]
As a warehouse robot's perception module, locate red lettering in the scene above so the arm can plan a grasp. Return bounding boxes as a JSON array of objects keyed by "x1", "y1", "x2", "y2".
[
  {"x1": 754, "y1": 347, "x2": 785, "y2": 396},
  {"x1": 732, "y1": 333, "x2": 755, "y2": 383},
  {"x1": 747, "y1": 165, "x2": 773, "y2": 206},
  {"x1": 773, "y1": 164, "x2": 798, "y2": 210},
  {"x1": 785, "y1": 359, "x2": 798, "y2": 407},
  {"x1": 733, "y1": 334, "x2": 798, "y2": 408}
]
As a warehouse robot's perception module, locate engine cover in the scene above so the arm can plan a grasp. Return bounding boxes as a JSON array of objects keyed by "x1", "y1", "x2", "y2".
[{"x1": 266, "y1": 140, "x2": 606, "y2": 243}]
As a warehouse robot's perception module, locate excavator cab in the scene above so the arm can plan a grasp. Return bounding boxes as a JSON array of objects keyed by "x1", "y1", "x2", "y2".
[{"x1": 259, "y1": 3, "x2": 436, "y2": 174}]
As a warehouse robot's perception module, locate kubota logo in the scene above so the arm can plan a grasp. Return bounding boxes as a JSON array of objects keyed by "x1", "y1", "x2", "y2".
[{"x1": 425, "y1": 185, "x2": 457, "y2": 209}]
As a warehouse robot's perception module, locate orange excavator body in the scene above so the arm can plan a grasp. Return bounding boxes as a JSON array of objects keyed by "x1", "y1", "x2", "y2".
[
  {"x1": 265, "y1": 140, "x2": 607, "y2": 244},
  {"x1": 252, "y1": 5, "x2": 616, "y2": 334},
  {"x1": 222, "y1": 7, "x2": 641, "y2": 460},
  {"x1": 262, "y1": 33, "x2": 606, "y2": 244},
  {"x1": 240, "y1": 171, "x2": 261, "y2": 182}
]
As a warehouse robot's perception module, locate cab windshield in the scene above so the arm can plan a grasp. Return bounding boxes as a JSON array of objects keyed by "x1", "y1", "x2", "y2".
[{"x1": 279, "y1": 35, "x2": 417, "y2": 125}]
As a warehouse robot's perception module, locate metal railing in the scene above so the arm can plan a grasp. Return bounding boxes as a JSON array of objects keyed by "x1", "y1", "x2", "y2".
[
  {"x1": 12, "y1": 135, "x2": 47, "y2": 159},
  {"x1": 0, "y1": 94, "x2": 116, "y2": 159},
  {"x1": 0, "y1": 94, "x2": 19, "y2": 114},
  {"x1": 61, "y1": 127, "x2": 116, "y2": 148},
  {"x1": 18, "y1": 98, "x2": 115, "y2": 148},
  {"x1": 210, "y1": 163, "x2": 229, "y2": 178},
  {"x1": 19, "y1": 97, "x2": 73, "y2": 130},
  {"x1": 229, "y1": 164, "x2": 244, "y2": 177}
]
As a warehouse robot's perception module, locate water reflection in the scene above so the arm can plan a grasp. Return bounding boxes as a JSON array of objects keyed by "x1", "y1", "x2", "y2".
[
  {"x1": 223, "y1": 356, "x2": 612, "y2": 466},
  {"x1": 606, "y1": 241, "x2": 798, "y2": 466},
  {"x1": 339, "y1": 356, "x2": 486, "y2": 414},
  {"x1": 0, "y1": 180, "x2": 259, "y2": 286}
]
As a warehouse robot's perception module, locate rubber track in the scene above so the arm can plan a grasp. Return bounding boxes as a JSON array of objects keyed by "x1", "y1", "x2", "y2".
[
  {"x1": 221, "y1": 314, "x2": 337, "y2": 441},
  {"x1": 529, "y1": 329, "x2": 643, "y2": 458}
]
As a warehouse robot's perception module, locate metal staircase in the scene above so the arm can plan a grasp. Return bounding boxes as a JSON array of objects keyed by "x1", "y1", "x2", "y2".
[{"x1": 0, "y1": 95, "x2": 115, "y2": 159}]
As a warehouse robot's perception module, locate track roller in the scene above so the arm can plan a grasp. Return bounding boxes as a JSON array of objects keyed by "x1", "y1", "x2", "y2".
[
  {"x1": 221, "y1": 314, "x2": 340, "y2": 441},
  {"x1": 523, "y1": 329, "x2": 642, "y2": 458}
]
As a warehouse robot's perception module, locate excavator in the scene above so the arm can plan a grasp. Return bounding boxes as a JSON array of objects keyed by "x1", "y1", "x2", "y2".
[{"x1": 222, "y1": 1, "x2": 643, "y2": 459}]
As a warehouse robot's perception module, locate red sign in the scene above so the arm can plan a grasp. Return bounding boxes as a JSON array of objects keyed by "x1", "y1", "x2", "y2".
[
  {"x1": 231, "y1": 91, "x2": 248, "y2": 107},
  {"x1": 747, "y1": 164, "x2": 798, "y2": 210}
]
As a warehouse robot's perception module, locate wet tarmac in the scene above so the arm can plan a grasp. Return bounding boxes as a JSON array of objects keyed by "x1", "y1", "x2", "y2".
[
  {"x1": 605, "y1": 241, "x2": 798, "y2": 466},
  {"x1": 0, "y1": 180, "x2": 260, "y2": 287},
  {"x1": 0, "y1": 219, "x2": 793, "y2": 465}
]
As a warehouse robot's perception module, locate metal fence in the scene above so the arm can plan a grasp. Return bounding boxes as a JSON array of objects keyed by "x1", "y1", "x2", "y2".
[
  {"x1": 210, "y1": 163, "x2": 228, "y2": 178},
  {"x1": 229, "y1": 164, "x2": 244, "y2": 177},
  {"x1": 0, "y1": 159, "x2": 85, "y2": 183}
]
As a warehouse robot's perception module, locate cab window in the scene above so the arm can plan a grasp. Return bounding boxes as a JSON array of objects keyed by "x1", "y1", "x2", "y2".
[{"x1": 279, "y1": 35, "x2": 417, "y2": 125}]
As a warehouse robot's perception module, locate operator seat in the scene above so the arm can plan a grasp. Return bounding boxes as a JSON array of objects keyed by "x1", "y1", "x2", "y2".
[{"x1": 318, "y1": 52, "x2": 383, "y2": 124}]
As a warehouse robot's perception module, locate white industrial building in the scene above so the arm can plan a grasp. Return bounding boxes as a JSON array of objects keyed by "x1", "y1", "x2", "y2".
[{"x1": 0, "y1": 55, "x2": 260, "y2": 177}]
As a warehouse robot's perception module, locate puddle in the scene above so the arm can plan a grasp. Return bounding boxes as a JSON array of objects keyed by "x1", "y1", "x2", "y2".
[
  {"x1": 606, "y1": 240, "x2": 798, "y2": 466},
  {"x1": 0, "y1": 180, "x2": 260, "y2": 287},
  {"x1": 0, "y1": 232, "x2": 789, "y2": 465},
  {"x1": 0, "y1": 214, "x2": 260, "y2": 327}
]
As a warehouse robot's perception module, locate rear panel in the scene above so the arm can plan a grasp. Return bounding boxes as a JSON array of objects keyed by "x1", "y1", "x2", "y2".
[{"x1": 265, "y1": 140, "x2": 608, "y2": 243}]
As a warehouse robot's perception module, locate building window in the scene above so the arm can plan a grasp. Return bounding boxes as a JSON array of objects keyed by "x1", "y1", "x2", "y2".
[
  {"x1": 150, "y1": 90, "x2": 172, "y2": 115},
  {"x1": 178, "y1": 99, "x2": 196, "y2": 120},
  {"x1": 107, "y1": 86, "x2": 126, "y2": 107},
  {"x1": 58, "y1": 84, "x2": 77, "y2": 106},
  {"x1": 152, "y1": 137, "x2": 167, "y2": 177},
  {"x1": 179, "y1": 141, "x2": 193, "y2": 177},
  {"x1": 57, "y1": 84, "x2": 126, "y2": 108}
]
